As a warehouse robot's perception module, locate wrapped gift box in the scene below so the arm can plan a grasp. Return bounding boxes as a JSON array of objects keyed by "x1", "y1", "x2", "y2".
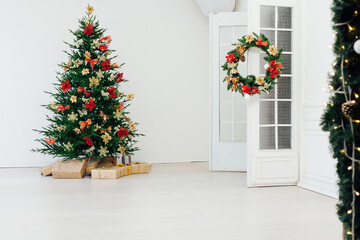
[
  {"x1": 91, "y1": 166, "x2": 124, "y2": 179},
  {"x1": 52, "y1": 159, "x2": 86, "y2": 179},
  {"x1": 40, "y1": 163, "x2": 54, "y2": 176},
  {"x1": 117, "y1": 165, "x2": 131, "y2": 176},
  {"x1": 85, "y1": 158, "x2": 100, "y2": 174},
  {"x1": 130, "y1": 162, "x2": 150, "y2": 174}
]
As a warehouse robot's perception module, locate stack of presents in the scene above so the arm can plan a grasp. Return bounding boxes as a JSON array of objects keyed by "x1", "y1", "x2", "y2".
[{"x1": 40, "y1": 156, "x2": 151, "y2": 179}]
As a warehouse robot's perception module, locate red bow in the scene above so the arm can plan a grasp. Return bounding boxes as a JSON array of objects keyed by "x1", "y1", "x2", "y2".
[
  {"x1": 85, "y1": 57, "x2": 98, "y2": 69},
  {"x1": 266, "y1": 60, "x2": 284, "y2": 79},
  {"x1": 100, "y1": 126, "x2": 112, "y2": 133},
  {"x1": 77, "y1": 86, "x2": 91, "y2": 96},
  {"x1": 56, "y1": 104, "x2": 70, "y2": 113},
  {"x1": 99, "y1": 36, "x2": 112, "y2": 44},
  {"x1": 79, "y1": 119, "x2": 92, "y2": 131},
  {"x1": 45, "y1": 138, "x2": 56, "y2": 145},
  {"x1": 256, "y1": 37, "x2": 268, "y2": 47}
]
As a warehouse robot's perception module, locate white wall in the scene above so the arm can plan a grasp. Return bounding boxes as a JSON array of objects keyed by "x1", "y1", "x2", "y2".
[
  {"x1": 298, "y1": 0, "x2": 338, "y2": 198},
  {"x1": 0, "y1": 0, "x2": 209, "y2": 167}
]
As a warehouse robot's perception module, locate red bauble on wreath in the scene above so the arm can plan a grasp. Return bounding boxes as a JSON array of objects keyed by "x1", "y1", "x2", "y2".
[{"x1": 222, "y1": 32, "x2": 284, "y2": 96}]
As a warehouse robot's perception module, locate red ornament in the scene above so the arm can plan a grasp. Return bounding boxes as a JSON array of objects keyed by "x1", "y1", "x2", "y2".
[
  {"x1": 60, "y1": 80, "x2": 71, "y2": 92},
  {"x1": 101, "y1": 60, "x2": 112, "y2": 71},
  {"x1": 255, "y1": 37, "x2": 268, "y2": 47},
  {"x1": 56, "y1": 104, "x2": 70, "y2": 113},
  {"x1": 115, "y1": 73, "x2": 123, "y2": 82},
  {"x1": 250, "y1": 86, "x2": 259, "y2": 94},
  {"x1": 117, "y1": 127, "x2": 129, "y2": 137},
  {"x1": 83, "y1": 136, "x2": 94, "y2": 146},
  {"x1": 241, "y1": 84, "x2": 251, "y2": 94},
  {"x1": 99, "y1": 44, "x2": 107, "y2": 52},
  {"x1": 78, "y1": 86, "x2": 91, "y2": 97},
  {"x1": 99, "y1": 36, "x2": 112, "y2": 44},
  {"x1": 266, "y1": 60, "x2": 284, "y2": 79},
  {"x1": 84, "y1": 24, "x2": 94, "y2": 35},
  {"x1": 84, "y1": 98, "x2": 96, "y2": 111},
  {"x1": 45, "y1": 138, "x2": 56, "y2": 145},
  {"x1": 85, "y1": 57, "x2": 98, "y2": 69},
  {"x1": 226, "y1": 54, "x2": 237, "y2": 63},
  {"x1": 108, "y1": 87, "x2": 116, "y2": 99}
]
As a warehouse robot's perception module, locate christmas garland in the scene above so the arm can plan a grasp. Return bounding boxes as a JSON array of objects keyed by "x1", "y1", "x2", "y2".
[{"x1": 222, "y1": 33, "x2": 284, "y2": 96}]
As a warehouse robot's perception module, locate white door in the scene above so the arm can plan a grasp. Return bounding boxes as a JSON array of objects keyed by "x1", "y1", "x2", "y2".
[
  {"x1": 247, "y1": 0, "x2": 300, "y2": 186},
  {"x1": 210, "y1": 12, "x2": 248, "y2": 171}
]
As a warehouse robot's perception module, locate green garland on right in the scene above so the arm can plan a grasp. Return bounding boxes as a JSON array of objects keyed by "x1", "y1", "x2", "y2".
[{"x1": 321, "y1": 1, "x2": 360, "y2": 238}]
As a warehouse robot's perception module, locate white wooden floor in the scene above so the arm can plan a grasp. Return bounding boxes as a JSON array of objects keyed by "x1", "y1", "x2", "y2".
[{"x1": 0, "y1": 162, "x2": 341, "y2": 240}]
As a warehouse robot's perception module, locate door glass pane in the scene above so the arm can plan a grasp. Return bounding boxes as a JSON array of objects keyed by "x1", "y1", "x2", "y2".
[
  {"x1": 281, "y1": 54, "x2": 292, "y2": 75},
  {"x1": 260, "y1": 101, "x2": 275, "y2": 124},
  {"x1": 260, "y1": 127, "x2": 275, "y2": 149},
  {"x1": 219, "y1": 26, "x2": 234, "y2": 44},
  {"x1": 220, "y1": 123, "x2": 232, "y2": 142},
  {"x1": 278, "y1": 31, "x2": 292, "y2": 52},
  {"x1": 277, "y1": 77, "x2": 291, "y2": 99},
  {"x1": 278, "y1": 7, "x2": 292, "y2": 29},
  {"x1": 278, "y1": 101, "x2": 291, "y2": 124},
  {"x1": 260, "y1": 6, "x2": 275, "y2": 28},
  {"x1": 278, "y1": 127, "x2": 291, "y2": 149}
]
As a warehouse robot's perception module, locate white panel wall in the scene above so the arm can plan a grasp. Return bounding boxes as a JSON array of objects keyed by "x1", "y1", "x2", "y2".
[
  {"x1": 298, "y1": 0, "x2": 338, "y2": 198},
  {"x1": 0, "y1": 0, "x2": 209, "y2": 167}
]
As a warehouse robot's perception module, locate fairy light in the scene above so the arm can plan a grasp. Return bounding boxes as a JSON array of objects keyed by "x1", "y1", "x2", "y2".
[
  {"x1": 355, "y1": 147, "x2": 360, "y2": 152},
  {"x1": 342, "y1": 45, "x2": 346, "y2": 49},
  {"x1": 340, "y1": 149, "x2": 345, "y2": 153},
  {"x1": 348, "y1": 166, "x2": 353, "y2": 170},
  {"x1": 345, "y1": 59, "x2": 349, "y2": 63},
  {"x1": 348, "y1": 210, "x2": 353, "y2": 214},
  {"x1": 348, "y1": 231, "x2": 353, "y2": 235},
  {"x1": 355, "y1": 191, "x2": 360, "y2": 196},
  {"x1": 355, "y1": 93, "x2": 359, "y2": 98},
  {"x1": 353, "y1": 120, "x2": 360, "y2": 123},
  {"x1": 347, "y1": 24, "x2": 355, "y2": 32},
  {"x1": 355, "y1": 10, "x2": 358, "y2": 16}
]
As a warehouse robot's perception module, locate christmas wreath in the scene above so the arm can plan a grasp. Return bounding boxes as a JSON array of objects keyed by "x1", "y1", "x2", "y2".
[{"x1": 222, "y1": 33, "x2": 284, "y2": 96}]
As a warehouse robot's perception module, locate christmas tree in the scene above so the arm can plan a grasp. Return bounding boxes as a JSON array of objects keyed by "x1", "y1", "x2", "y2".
[
  {"x1": 33, "y1": 5, "x2": 141, "y2": 161},
  {"x1": 321, "y1": 1, "x2": 360, "y2": 238}
]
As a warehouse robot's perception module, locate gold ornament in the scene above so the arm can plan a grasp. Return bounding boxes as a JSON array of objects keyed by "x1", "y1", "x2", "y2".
[
  {"x1": 226, "y1": 75, "x2": 231, "y2": 83},
  {"x1": 129, "y1": 122, "x2": 137, "y2": 130},
  {"x1": 94, "y1": 124, "x2": 101, "y2": 132},
  {"x1": 267, "y1": 45, "x2": 277, "y2": 56},
  {"x1": 237, "y1": 44, "x2": 246, "y2": 55},
  {"x1": 87, "y1": 5, "x2": 94, "y2": 14},
  {"x1": 244, "y1": 34, "x2": 255, "y2": 43},
  {"x1": 89, "y1": 76, "x2": 100, "y2": 88},
  {"x1": 84, "y1": 51, "x2": 91, "y2": 58},
  {"x1": 49, "y1": 101, "x2": 57, "y2": 110},
  {"x1": 96, "y1": 71, "x2": 104, "y2": 79},
  {"x1": 82, "y1": 69, "x2": 89, "y2": 75},
  {"x1": 85, "y1": 146, "x2": 95, "y2": 155},
  {"x1": 74, "y1": 128, "x2": 81, "y2": 134},
  {"x1": 108, "y1": 74, "x2": 115, "y2": 81},
  {"x1": 70, "y1": 95, "x2": 77, "y2": 103},
  {"x1": 101, "y1": 132, "x2": 112, "y2": 145},
  {"x1": 117, "y1": 145, "x2": 126, "y2": 155},
  {"x1": 256, "y1": 77, "x2": 265, "y2": 85},
  {"x1": 67, "y1": 112, "x2": 78, "y2": 122},
  {"x1": 127, "y1": 94, "x2": 134, "y2": 100},
  {"x1": 113, "y1": 109, "x2": 123, "y2": 120},
  {"x1": 98, "y1": 146, "x2": 109, "y2": 157},
  {"x1": 64, "y1": 142, "x2": 73, "y2": 152},
  {"x1": 228, "y1": 62, "x2": 237, "y2": 69},
  {"x1": 112, "y1": 63, "x2": 120, "y2": 68},
  {"x1": 230, "y1": 68, "x2": 237, "y2": 75}
]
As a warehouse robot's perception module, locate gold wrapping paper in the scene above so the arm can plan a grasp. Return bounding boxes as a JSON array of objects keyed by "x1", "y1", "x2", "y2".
[{"x1": 52, "y1": 159, "x2": 86, "y2": 179}]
